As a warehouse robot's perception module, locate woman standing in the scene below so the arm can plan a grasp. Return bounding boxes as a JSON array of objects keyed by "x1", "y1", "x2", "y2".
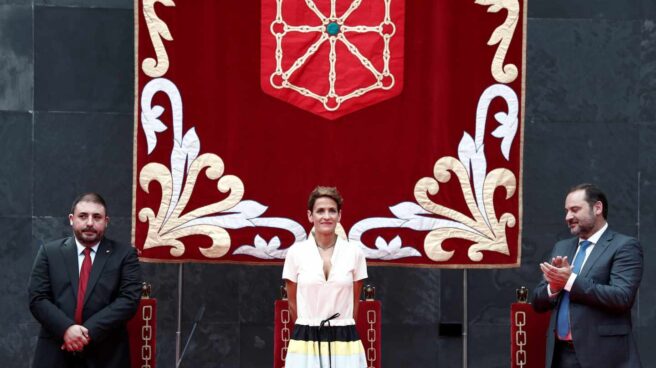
[{"x1": 282, "y1": 186, "x2": 368, "y2": 368}]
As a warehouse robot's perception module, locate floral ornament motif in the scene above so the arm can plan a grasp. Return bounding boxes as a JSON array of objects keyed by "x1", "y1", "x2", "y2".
[
  {"x1": 142, "y1": 0, "x2": 175, "y2": 78},
  {"x1": 233, "y1": 235, "x2": 287, "y2": 259},
  {"x1": 459, "y1": 83, "x2": 518, "y2": 226},
  {"x1": 138, "y1": 154, "x2": 244, "y2": 258},
  {"x1": 484, "y1": 84, "x2": 518, "y2": 160},
  {"x1": 475, "y1": 0, "x2": 520, "y2": 84},
  {"x1": 369, "y1": 236, "x2": 422, "y2": 260},
  {"x1": 349, "y1": 84, "x2": 519, "y2": 262},
  {"x1": 348, "y1": 203, "x2": 428, "y2": 259},
  {"x1": 139, "y1": 78, "x2": 306, "y2": 258},
  {"x1": 415, "y1": 157, "x2": 517, "y2": 262}
]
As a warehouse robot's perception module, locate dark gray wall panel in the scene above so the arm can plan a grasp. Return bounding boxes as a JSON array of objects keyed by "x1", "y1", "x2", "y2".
[
  {"x1": 33, "y1": 112, "x2": 133, "y2": 217},
  {"x1": 528, "y1": 0, "x2": 642, "y2": 20},
  {"x1": 381, "y1": 323, "x2": 439, "y2": 367},
  {"x1": 0, "y1": 5, "x2": 32, "y2": 111},
  {"x1": 32, "y1": 216, "x2": 69, "y2": 248},
  {"x1": 183, "y1": 264, "x2": 240, "y2": 322},
  {"x1": 467, "y1": 269, "x2": 518, "y2": 368},
  {"x1": 0, "y1": 0, "x2": 33, "y2": 4},
  {"x1": 239, "y1": 266, "x2": 282, "y2": 324},
  {"x1": 179, "y1": 322, "x2": 240, "y2": 368},
  {"x1": 636, "y1": 124, "x2": 656, "y2": 364},
  {"x1": 104, "y1": 216, "x2": 132, "y2": 245},
  {"x1": 520, "y1": 221, "x2": 565, "y2": 271},
  {"x1": 367, "y1": 267, "x2": 440, "y2": 324},
  {"x1": 468, "y1": 322, "x2": 508, "y2": 368},
  {"x1": 522, "y1": 121, "x2": 639, "y2": 228},
  {"x1": 643, "y1": 1, "x2": 656, "y2": 18},
  {"x1": 34, "y1": 6, "x2": 133, "y2": 113},
  {"x1": 0, "y1": 217, "x2": 35, "y2": 323},
  {"x1": 2, "y1": 322, "x2": 40, "y2": 368},
  {"x1": 0, "y1": 111, "x2": 32, "y2": 216},
  {"x1": 640, "y1": 19, "x2": 656, "y2": 122},
  {"x1": 526, "y1": 19, "x2": 640, "y2": 124},
  {"x1": 240, "y1": 324, "x2": 274, "y2": 368},
  {"x1": 440, "y1": 269, "x2": 463, "y2": 323},
  {"x1": 0, "y1": 217, "x2": 36, "y2": 367},
  {"x1": 35, "y1": 0, "x2": 132, "y2": 9},
  {"x1": 436, "y1": 336, "x2": 462, "y2": 368},
  {"x1": 468, "y1": 269, "x2": 516, "y2": 321}
]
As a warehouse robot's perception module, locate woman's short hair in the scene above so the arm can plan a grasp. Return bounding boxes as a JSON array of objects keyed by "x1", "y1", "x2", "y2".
[{"x1": 307, "y1": 186, "x2": 343, "y2": 211}]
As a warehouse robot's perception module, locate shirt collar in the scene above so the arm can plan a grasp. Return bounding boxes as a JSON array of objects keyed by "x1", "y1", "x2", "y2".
[
  {"x1": 581, "y1": 222, "x2": 608, "y2": 245},
  {"x1": 75, "y1": 237, "x2": 100, "y2": 255}
]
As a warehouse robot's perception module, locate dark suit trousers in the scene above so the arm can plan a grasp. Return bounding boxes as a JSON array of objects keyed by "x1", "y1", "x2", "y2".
[{"x1": 552, "y1": 340, "x2": 581, "y2": 368}]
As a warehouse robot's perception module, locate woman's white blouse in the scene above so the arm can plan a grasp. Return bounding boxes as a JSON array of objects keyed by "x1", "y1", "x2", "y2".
[{"x1": 282, "y1": 236, "x2": 368, "y2": 326}]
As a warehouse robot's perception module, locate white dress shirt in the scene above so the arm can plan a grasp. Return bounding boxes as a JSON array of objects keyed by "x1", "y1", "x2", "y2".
[
  {"x1": 75, "y1": 238, "x2": 100, "y2": 274},
  {"x1": 563, "y1": 223, "x2": 608, "y2": 291}
]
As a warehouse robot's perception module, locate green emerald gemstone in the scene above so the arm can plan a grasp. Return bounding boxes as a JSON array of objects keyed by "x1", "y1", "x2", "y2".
[{"x1": 326, "y1": 22, "x2": 340, "y2": 36}]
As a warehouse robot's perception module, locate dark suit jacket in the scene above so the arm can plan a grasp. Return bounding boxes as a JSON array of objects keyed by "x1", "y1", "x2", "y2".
[
  {"x1": 29, "y1": 237, "x2": 142, "y2": 368},
  {"x1": 532, "y1": 228, "x2": 643, "y2": 368}
]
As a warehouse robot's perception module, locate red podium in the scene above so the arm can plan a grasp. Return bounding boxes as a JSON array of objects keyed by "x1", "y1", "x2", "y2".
[
  {"x1": 274, "y1": 300, "x2": 382, "y2": 368},
  {"x1": 127, "y1": 298, "x2": 157, "y2": 368},
  {"x1": 510, "y1": 303, "x2": 550, "y2": 368}
]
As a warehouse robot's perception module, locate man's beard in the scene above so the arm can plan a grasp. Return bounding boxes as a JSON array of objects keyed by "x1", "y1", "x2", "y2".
[
  {"x1": 76, "y1": 228, "x2": 101, "y2": 245},
  {"x1": 569, "y1": 209, "x2": 595, "y2": 236}
]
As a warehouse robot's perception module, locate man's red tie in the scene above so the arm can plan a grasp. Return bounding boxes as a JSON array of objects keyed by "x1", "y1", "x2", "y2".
[{"x1": 75, "y1": 247, "x2": 92, "y2": 324}]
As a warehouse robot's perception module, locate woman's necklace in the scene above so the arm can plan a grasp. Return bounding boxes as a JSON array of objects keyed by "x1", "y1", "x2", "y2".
[
  {"x1": 315, "y1": 233, "x2": 337, "y2": 251},
  {"x1": 315, "y1": 234, "x2": 336, "y2": 280}
]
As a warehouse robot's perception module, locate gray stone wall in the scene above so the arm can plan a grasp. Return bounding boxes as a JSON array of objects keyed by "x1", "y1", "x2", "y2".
[{"x1": 0, "y1": 0, "x2": 654, "y2": 367}]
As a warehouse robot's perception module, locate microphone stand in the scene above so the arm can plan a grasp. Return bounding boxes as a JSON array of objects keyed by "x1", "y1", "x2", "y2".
[{"x1": 176, "y1": 304, "x2": 206, "y2": 368}]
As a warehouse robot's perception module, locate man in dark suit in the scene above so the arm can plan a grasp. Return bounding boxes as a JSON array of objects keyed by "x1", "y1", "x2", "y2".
[
  {"x1": 532, "y1": 184, "x2": 643, "y2": 368},
  {"x1": 29, "y1": 193, "x2": 142, "y2": 368}
]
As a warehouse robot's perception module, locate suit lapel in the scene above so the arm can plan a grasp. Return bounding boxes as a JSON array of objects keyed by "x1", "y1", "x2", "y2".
[
  {"x1": 83, "y1": 238, "x2": 113, "y2": 305},
  {"x1": 580, "y1": 228, "x2": 613, "y2": 277},
  {"x1": 62, "y1": 237, "x2": 80, "y2": 299}
]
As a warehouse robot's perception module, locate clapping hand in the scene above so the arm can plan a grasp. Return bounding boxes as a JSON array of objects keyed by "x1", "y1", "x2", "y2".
[{"x1": 540, "y1": 256, "x2": 572, "y2": 293}]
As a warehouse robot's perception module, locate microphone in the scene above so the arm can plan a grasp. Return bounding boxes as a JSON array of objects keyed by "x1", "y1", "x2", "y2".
[{"x1": 176, "y1": 304, "x2": 206, "y2": 368}]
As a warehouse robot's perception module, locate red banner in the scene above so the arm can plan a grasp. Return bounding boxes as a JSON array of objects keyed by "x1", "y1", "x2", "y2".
[{"x1": 133, "y1": 0, "x2": 526, "y2": 267}]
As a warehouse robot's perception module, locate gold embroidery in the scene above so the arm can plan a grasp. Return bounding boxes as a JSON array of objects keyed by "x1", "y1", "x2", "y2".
[
  {"x1": 142, "y1": 0, "x2": 175, "y2": 77},
  {"x1": 138, "y1": 153, "x2": 244, "y2": 258},
  {"x1": 414, "y1": 157, "x2": 516, "y2": 262},
  {"x1": 475, "y1": 0, "x2": 520, "y2": 83}
]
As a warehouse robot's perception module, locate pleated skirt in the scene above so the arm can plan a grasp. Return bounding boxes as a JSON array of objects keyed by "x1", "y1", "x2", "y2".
[{"x1": 285, "y1": 324, "x2": 367, "y2": 368}]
